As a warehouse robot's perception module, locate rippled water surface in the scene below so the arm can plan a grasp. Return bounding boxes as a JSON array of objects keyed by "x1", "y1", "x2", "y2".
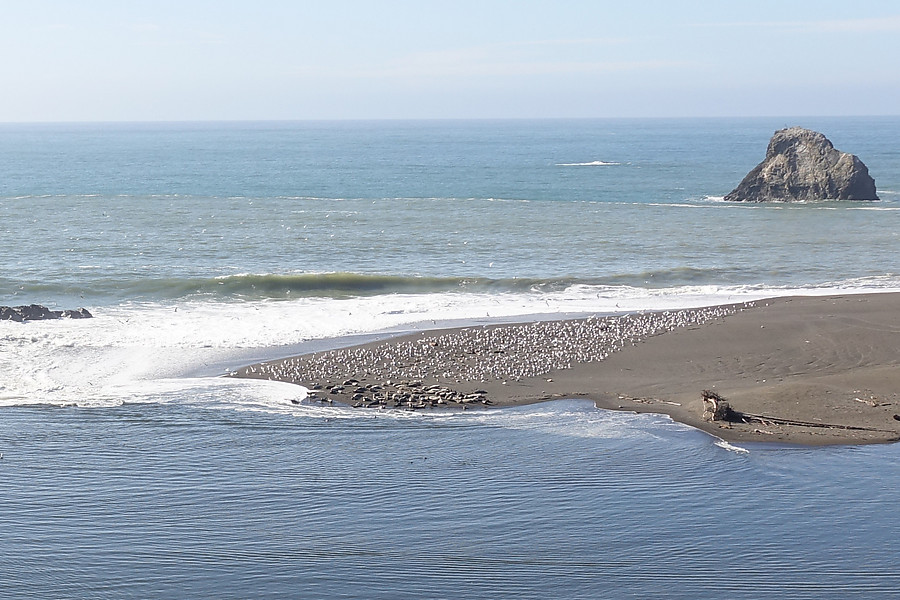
[{"x1": 2, "y1": 400, "x2": 898, "y2": 599}]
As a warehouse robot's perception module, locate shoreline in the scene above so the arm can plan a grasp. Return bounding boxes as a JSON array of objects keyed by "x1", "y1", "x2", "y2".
[{"x1": 232, "y1": 292, "x2": 900, "y2": 446}]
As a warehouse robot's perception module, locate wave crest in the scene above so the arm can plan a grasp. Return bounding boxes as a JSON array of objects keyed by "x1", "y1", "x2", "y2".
[
  {"x1": 555, "y1": 160, "x2": 620, "y2": 166},
  {"x1": 8, "y1": 271, "x2": 900, "y2": 305}
]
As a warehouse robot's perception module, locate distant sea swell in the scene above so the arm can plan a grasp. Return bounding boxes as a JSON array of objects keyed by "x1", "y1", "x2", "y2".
[
  {"x1": 7, "y1": 272, "x2": 617, "y2": 303},
  {"x1": 5, "y1": 270, "x2": 900, "y2": 306}
]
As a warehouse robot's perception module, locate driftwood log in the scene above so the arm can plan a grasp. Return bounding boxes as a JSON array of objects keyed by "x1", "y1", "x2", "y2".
[
  {"x1": 701, "y1": 390, "x2": 734, "y2": 422},
  {"x1": 701, "y1": 389, "x2": 891, "y2": 433}
]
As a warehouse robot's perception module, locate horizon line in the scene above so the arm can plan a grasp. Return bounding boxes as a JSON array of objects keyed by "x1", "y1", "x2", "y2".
[{"x1": 1, "y1": 114, "x2": 898, "y2": 126}]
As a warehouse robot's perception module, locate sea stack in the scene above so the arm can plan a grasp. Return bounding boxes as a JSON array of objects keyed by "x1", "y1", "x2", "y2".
[{"x1": 725, "y1": 127, "x2": 878, "y2": 202}]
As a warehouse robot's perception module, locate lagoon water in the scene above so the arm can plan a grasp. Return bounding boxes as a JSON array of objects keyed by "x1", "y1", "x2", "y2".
[
  {"x1": 2, "y1": 118, "x2": 900, "y2": 597},
  {"x1": 3, "y1": 401, "x2": 900, "y2": 599}
]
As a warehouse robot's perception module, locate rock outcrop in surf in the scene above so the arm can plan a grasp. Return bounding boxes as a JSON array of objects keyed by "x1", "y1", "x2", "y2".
[
  {"x1": 0, "y1": 304, "x2": 92, "y2": 322},
  {"x1": 725, "y1": 127, "x2": 878, "y2": 202}
]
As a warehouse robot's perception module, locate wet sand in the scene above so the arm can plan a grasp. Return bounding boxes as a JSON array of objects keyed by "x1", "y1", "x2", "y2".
[{"x1": 233, "y1": 293, "x2": 900, "y2": 446}]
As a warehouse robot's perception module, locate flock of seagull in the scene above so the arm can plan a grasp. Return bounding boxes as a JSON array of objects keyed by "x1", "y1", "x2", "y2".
[{"x1": 237, "y1": 304, "x2": 744, "y2": 402}]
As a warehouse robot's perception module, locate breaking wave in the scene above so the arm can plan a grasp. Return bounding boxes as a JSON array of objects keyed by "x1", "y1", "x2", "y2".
[
  {"x1": 555, "y1": 160, "x2": 621, "y2": 166},
  {"x1": 7, "y1": 270, "x2": 900, "y2": 306}
]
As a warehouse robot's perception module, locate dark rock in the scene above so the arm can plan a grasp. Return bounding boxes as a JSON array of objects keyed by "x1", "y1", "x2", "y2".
[
  {"x1": 0, "y1": 304, "x2": 93, "y2": 322},
  {"x1": 1, "y1": 305, "x2": 52, "y2": 321},
  {"x1": 725, "y1": 127, "x2": 878, "y2": 202}
]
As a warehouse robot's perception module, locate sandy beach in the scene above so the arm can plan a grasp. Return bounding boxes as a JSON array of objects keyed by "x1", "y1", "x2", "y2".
[{"x1": 234, "y1": 292, "x2": 900, "y2": 446}]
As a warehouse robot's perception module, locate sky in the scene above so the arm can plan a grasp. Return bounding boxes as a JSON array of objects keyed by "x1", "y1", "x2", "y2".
[{"x1": 1, "y1": 0, "x2": 899, "y2": 121}]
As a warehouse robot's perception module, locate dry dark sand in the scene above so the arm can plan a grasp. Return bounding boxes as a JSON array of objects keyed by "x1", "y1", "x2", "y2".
[{"x1": 234, "y1": 293, "x2": 900, "y2": 446}]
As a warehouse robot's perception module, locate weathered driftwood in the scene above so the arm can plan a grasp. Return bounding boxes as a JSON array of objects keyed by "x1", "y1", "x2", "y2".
[
  {"x1": 701, "y1": 390, "x2": 891, "y2": 432},
  {"x1": 736, "y1": 411, "x2": 888, "y2": 432},
  {"x1": 701, "y1": 390, "x2": 734, "y2": 422}
]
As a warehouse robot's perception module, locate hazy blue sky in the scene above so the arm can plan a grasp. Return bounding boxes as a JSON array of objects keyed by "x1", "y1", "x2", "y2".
[{"x1": 2, "y1": 0, "x2": 898, "y2": 121}]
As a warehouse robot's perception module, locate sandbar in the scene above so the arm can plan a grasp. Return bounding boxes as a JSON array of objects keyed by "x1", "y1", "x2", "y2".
[{"x1": 233, "y1": 293, "x2": 900, "y2": 446}]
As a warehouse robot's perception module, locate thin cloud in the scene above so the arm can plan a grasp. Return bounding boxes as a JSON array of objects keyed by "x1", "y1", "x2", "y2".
[
  {"x1": 502, "y1": 37, "x2": 632, "y2": 49},
  {"x1": 690, "y1": 15, "x2": 900, "y2": 33},
  {"x1": 292, "y1": 57, "x2": 683, "y2": 81},
  {"x1": 291, "y1": 38, "x2": 678, "y2": 81},
  {"x1": 384, "y1": 60, "x2": 682, "y2": 79},
  {"x1": 804, "y1": 15, "x2": 900, "y2": 32}
]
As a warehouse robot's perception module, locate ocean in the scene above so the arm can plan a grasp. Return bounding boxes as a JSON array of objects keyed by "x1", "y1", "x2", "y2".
[{"x1": 2, "y1": 118, "x2": 899, "y2": 598}]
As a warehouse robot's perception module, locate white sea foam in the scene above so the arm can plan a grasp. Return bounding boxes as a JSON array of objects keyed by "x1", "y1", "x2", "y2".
[
  {"x1": 3, "y1": 280, "x2": 900, "y2": 409},
  {"x1": 647, "y1": 202, "x2": 725, "y2": 209},
  {"x1": 555, "y1": 160, "x2": 620, "y2": 166},
  {"x1": 466, "y1": 399, "x2": 689, "y2": 441},
  {"x1": 714, "y1": 439, "x2": 751, "y2": 454}
]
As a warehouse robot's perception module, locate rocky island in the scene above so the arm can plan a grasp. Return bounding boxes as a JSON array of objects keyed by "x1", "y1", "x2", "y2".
[{"x1": 725, "y1": 127, "x2": 878, "y2": 202}]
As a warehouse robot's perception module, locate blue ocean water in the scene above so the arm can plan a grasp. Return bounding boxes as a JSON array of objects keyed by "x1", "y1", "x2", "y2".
[
  {"x1": 2, "y1": 118, "x2": 900, "y2": 598},
  {"x1": 2, "y1": 118, "x2": 899, "y2": 309}
]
